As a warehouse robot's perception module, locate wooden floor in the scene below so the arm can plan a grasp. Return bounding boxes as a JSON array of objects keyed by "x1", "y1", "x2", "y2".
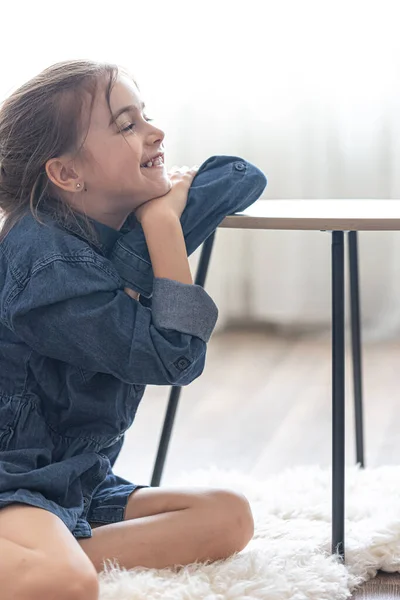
[{"x1": 116, "y1": 326, "x2": 400, "y2": 598}]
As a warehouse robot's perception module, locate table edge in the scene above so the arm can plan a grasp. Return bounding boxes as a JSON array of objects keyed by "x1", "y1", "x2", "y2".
[{"x1": 219, "y1": 215, "x2": 400, "y2": 231}]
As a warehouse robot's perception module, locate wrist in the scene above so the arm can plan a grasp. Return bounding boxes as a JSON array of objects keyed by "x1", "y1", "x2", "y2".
[{"x1": 140, "y1": 203, "x2": 178, "y2": 229}]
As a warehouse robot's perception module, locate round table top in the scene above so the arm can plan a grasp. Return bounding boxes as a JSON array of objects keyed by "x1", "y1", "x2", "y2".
[{"x1": 220, "y1": 200, "x2": 400, "y2": 231}]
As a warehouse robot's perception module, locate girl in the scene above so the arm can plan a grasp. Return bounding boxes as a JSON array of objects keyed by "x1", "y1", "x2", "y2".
[{"x1": 0, "y1": 60, "x2": 259, "y2": 600}]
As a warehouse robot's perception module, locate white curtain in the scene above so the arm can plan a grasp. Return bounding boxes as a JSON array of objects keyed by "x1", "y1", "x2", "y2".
[{"x1": 2, "y1": 0, "x2": 400, "y2": 338}]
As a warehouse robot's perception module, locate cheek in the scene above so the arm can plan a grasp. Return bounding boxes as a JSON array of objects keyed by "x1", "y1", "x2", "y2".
[
  {"x1": 116, "y1": 141, "x2": 143, "y2": 179},
  {"x1": 88, "y1": 133, "x2": 140, "y2": 169},
  {"x1": 101, "y1": 148, "x2": 141, "y2": 185}
]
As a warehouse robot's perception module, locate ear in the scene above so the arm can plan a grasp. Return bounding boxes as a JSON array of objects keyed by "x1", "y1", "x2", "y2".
[{"x1": 45, "y1": 157, "x2": 82, "y2": 193}]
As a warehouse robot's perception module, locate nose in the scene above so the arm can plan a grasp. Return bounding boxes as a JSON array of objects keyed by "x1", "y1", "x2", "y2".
[{"x1": 147, "y1": 122, "x2": 165, "y2": 146}]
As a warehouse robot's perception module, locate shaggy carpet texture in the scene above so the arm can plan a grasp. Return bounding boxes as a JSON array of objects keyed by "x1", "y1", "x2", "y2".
[{"x1": 98, "y1": 465, "x2": 400, "y2": 599}]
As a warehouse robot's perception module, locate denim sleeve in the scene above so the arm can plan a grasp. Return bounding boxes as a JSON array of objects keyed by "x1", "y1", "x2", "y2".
[
  {"x1": 109, "y1": 155, "x2": 267, "y2": 298},
  {"x1": 4, "y1": 254, "x2": 218, "y2": 386}
]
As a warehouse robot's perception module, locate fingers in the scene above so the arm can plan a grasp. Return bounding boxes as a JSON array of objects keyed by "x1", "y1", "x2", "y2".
[
  {"x1": 169, "y1": 164, "x2": 199, "y2": 175},
  {"x1": 124, "y1": 287, "x2": 140, "y2": 300}
]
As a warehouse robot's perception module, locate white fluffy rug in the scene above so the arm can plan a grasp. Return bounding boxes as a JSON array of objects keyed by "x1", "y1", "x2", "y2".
[{"x1": 98, "y1": 466, "x2": 400, "y2": 599}]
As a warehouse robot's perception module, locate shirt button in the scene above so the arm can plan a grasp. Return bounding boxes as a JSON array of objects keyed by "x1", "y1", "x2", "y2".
[
  {"x1": 174, "y1": 356, "x2": 191, "y2": 371},
  {"x1": 234, "y1": 162, "x2": 246, "y2": 171}
]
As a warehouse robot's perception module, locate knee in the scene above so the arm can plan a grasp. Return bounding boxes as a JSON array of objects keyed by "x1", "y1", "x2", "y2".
[
  {"x1": 59, "y1": 567, "x2": 99, "y2": 600},
  {"x1": 205, "y1": 489, "x2": 254, "y2": 558},
  {"x1": 25, "y1": 557, "x2": 99, "y2": 600}
]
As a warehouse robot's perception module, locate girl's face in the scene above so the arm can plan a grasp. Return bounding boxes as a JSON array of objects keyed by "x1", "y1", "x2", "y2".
[{"x1": 50, "y1": 74, "x2": 172, "y2": 229}]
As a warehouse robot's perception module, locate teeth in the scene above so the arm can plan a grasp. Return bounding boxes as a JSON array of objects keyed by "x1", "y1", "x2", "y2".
[{"x1": 142, "y1": 155, "x2": 163, "y2": 168}]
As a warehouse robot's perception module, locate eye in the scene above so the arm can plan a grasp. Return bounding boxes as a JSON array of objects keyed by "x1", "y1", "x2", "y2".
[
  {"x1": 120, "y1": 115, "x2": 154, "y2": 133},
  {"x1": 121, "y1": 123, "x2": 135, "y2": 133}
]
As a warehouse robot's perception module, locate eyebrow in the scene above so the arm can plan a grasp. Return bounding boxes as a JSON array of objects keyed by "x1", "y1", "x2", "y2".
[{"x1": 109, "y1": 101, "x2": 146, "y2": 126}]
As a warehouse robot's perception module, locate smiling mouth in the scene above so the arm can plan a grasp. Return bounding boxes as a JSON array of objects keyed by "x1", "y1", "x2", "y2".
[{"x1": 140, "y1": 154, "x2": 164, "y2": 168}]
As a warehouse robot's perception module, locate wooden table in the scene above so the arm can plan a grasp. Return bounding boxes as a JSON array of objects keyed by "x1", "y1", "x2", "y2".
[
  {"x1": 220, "y1": 199, "x2": 400, "y2": 231},
  {"x1": 151, "y1": 199, "x2": 400, "y2": 561}
]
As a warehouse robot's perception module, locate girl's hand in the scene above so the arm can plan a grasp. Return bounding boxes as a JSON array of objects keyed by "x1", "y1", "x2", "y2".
[
  {"x1": 134, "y1": 165, "x2": 199, "y2": 223},
  {"x1": 124, "y1": 287, "x2": 140, "y2": 300}
]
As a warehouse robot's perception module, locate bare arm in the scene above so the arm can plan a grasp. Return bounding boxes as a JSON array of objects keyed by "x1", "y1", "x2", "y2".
[
  {"x1": 140, "y1": 206, "x2": 193, "y2": 286},
  {"x1": 124, "y1": 166, "x2": 198, "y2": 298}
]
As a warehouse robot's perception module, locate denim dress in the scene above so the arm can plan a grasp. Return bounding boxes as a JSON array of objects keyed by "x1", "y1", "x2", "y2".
[{"x1": 0, "y1": 155, "x2": 267, "y2": 539}]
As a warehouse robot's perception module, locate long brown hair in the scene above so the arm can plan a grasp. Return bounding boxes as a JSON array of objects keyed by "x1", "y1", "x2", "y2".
[{"x1": 0, "y1": 59, "x2": 137, "y2": 243}]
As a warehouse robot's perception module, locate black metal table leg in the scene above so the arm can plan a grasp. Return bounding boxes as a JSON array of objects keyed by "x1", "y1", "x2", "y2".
[
  {"x1": 332, "y1": 231, "x2": 345, "y2": 559},
  {"x1": 151, "y1": 231, "x2": 217, "y2": 487},
  {"x1": 348, "y1": 231, "x2": 365, "y2": 467}
]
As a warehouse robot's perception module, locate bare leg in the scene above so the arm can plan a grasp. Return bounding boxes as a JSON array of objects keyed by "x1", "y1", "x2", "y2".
[
  {"x1": 0, "y1": 504, "x2": 99, "y2": 600},
  {"x1": 80, "y1": 487, "x2": 254, "y2": 572}
]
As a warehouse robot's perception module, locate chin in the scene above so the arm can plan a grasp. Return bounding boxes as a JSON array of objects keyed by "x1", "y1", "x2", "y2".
[
  {"x1": 133, "y1": 180, "x2": 172, "y2": 209},
  {"x1": 150, "y1": 178, "x2": 172, "y2": 198}
]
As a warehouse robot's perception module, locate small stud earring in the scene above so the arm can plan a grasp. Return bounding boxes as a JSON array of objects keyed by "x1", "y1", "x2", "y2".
[{"x1": 76, "y1": 183, "x2": 81, "y2": 189}]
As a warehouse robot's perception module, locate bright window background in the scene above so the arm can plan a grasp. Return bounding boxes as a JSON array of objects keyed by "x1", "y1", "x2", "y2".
[{"x1": 3, "y1": 0, "x2": 400, "y2": 334}]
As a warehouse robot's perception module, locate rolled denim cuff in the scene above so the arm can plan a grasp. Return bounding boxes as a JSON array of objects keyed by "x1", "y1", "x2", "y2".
[{"x1": 151, "y1": 278, "x2": 218, "y2": 343}]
